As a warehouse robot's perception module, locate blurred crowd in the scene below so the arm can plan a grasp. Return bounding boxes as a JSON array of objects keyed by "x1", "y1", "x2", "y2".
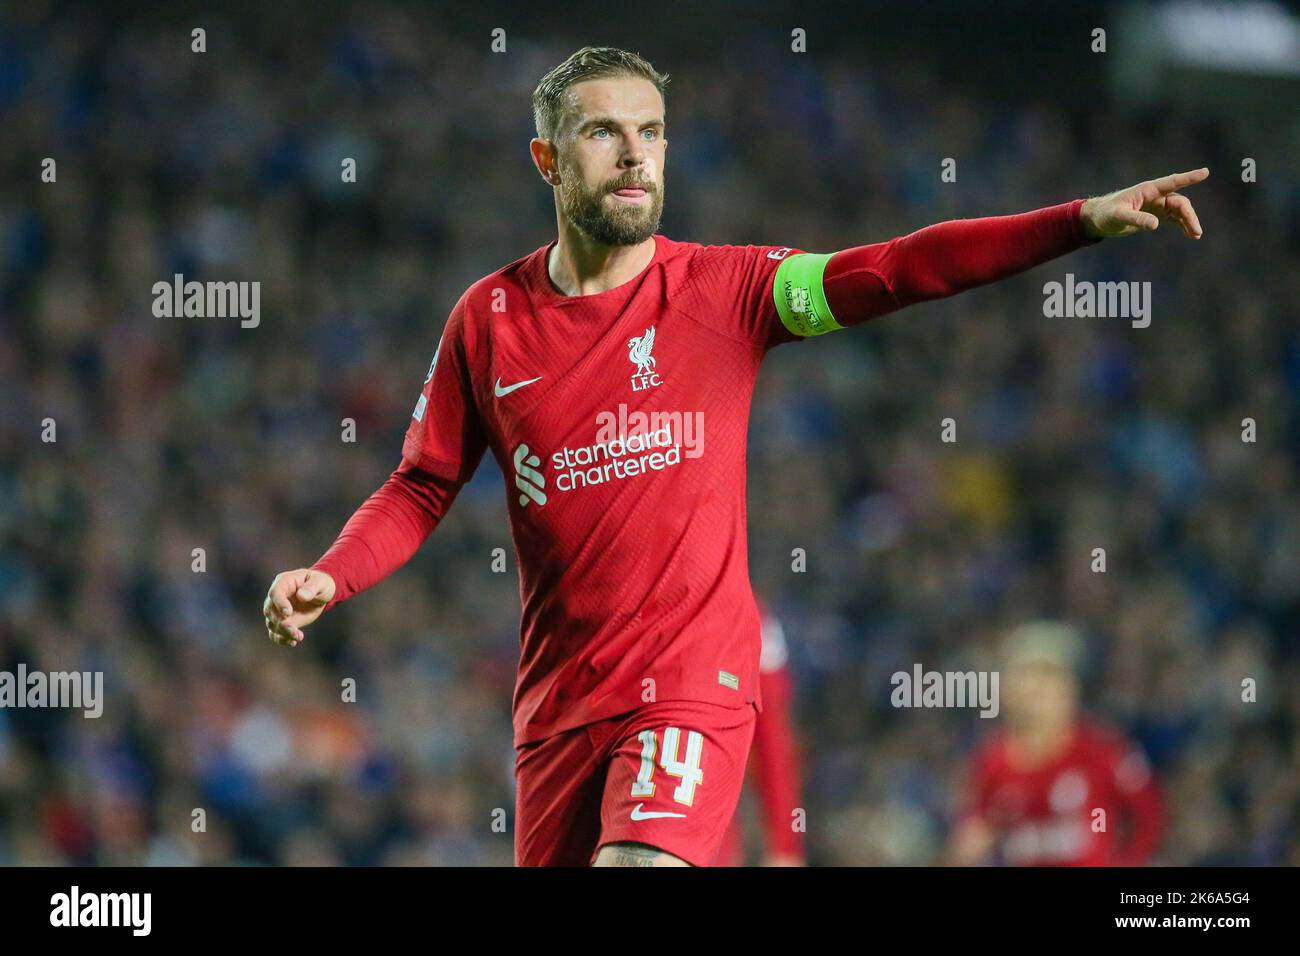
[{"x1": 0, "y1": 5, "x2": 1296, "y2": 865}]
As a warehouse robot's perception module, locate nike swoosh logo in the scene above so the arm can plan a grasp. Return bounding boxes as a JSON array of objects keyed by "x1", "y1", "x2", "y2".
[
  {"x1": 630, "y1": 803, "x2": 687, "y2": 821},
  {"x1": 495, "y1": 376, "x2": 543, "y2": 397}
]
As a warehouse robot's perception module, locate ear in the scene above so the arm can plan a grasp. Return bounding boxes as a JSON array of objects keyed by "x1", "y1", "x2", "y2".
[{"x1": 530, "y1": 137, "x2": 559, "y2": 186}]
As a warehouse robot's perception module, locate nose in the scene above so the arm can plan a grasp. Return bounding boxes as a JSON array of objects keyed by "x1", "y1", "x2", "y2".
[{"x1": 619, "y1": 131, "x2": 647, "y2": 166}]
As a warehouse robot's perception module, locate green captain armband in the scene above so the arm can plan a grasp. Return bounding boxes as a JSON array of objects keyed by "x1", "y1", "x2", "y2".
[{"x1": 772, "y1": 252, "x2": 842, "y2": 337}]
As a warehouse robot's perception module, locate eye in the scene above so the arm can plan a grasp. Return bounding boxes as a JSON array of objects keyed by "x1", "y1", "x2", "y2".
[
  {"x1": 641, "y1": 128, "x2": 659, "y2": 141},
  {"x1": 592, "y1": 128, "x2": 610, "y2": 139}
]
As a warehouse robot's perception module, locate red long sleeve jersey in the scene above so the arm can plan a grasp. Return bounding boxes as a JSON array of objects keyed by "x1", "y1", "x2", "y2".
[
  {"x1": 405, "y1": 235, "x2": 791, "y2": 746},
  {"x1": 314, "y1": 202, "x2": 1095, "y2": 747},
  {"x1": 962, "y1": 720, "x2": 1165, "y2": 866}
]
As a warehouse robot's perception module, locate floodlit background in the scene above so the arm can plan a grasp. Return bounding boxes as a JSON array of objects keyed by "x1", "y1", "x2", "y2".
[{"x1": 1, "y1": 0, "x2": 1297, "y2": 865}]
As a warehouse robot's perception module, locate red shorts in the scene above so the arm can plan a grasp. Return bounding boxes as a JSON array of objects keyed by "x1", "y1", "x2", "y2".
[{"x1": 514, "y1": 699, "x2": 757, "y2": 867}]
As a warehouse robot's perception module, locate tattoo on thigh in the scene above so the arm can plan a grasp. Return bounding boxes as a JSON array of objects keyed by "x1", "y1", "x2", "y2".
[
  {"x1": 601, "y1": 842, "x2": 685, "y2": 867},
  {"x1": 612, "y1": 844, "x2": 659, "y2": 867}
]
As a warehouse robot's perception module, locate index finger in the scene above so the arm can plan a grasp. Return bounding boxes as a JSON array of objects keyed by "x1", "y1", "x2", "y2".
[
  {"x1": 266, "y1": 572, "x2": 304, "y2": 616},
  {"x1": 1151, "y1": 167, "x2": 1209, "y2": 194}
]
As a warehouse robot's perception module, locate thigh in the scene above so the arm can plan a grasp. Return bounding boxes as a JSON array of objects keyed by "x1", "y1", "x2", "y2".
[
  {"x1": 593, "y1": 701, "x2": 757, "y2": 867},
  {"x1": 591, "y1": 841, "x2": 690, "y2": 867},
  {"x1": 514, "y1": 725, "x2": 606, "y2": 866}
]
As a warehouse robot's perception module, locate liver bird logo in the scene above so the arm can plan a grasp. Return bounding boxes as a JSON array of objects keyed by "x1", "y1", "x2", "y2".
[{"x1": 627, "y1": 325, "x2": 657, "y2": 377}]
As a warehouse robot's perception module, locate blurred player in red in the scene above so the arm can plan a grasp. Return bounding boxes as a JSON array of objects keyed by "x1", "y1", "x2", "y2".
[
  {"x1": 717, "y1": 601, "x2": 806, "y2": 866},
  {"x1": 950, "y1": 622, "x2": 1164, "y2": 866},
  {"x1": 261, "y1": 45, "x2": 1205, "y2": 866}
]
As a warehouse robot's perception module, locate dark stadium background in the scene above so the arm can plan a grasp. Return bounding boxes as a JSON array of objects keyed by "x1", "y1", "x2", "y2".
[{"x1": 1, "y1": 0, "x2": 1297, "y2": 865}]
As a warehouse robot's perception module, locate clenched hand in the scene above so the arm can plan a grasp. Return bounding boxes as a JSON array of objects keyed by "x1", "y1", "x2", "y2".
[{"x1": 263, "y1": 568, "x2": 337, "y2": 647}]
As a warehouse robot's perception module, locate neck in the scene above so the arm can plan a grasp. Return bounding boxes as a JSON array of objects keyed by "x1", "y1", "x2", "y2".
[{"x1": 547, "y1": 219, "x2": 656, "y2": 296}]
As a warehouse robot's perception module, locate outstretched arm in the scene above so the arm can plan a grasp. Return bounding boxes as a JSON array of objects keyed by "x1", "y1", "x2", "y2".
[
  {"x1": 264, "y1": 291, "x2": 486, "y2": 649},
  {"x1": 262, "y1": 459, "x2": 464, "y2": 647},
  {"x1": 772, "y1": 169, "x2": 1208, "y2": 336}
]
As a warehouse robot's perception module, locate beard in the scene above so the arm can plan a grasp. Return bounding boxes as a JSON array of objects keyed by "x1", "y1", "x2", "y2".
[{"x1": 559, "y1": 167, "x2": 664, "y2": 246}]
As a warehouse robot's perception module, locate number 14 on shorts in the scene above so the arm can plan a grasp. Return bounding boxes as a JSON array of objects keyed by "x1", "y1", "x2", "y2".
[{"x1": 630, "y1": 727, "x2": 704, "y2": 805}]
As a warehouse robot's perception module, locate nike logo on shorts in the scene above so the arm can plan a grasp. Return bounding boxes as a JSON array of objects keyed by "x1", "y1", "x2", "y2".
[
  {"x1": 630, "y1": 803, "x2": 686, "y2": 821},
  {"x1": 495, "y1": 375, "x2": 542, "y2": 397}
]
